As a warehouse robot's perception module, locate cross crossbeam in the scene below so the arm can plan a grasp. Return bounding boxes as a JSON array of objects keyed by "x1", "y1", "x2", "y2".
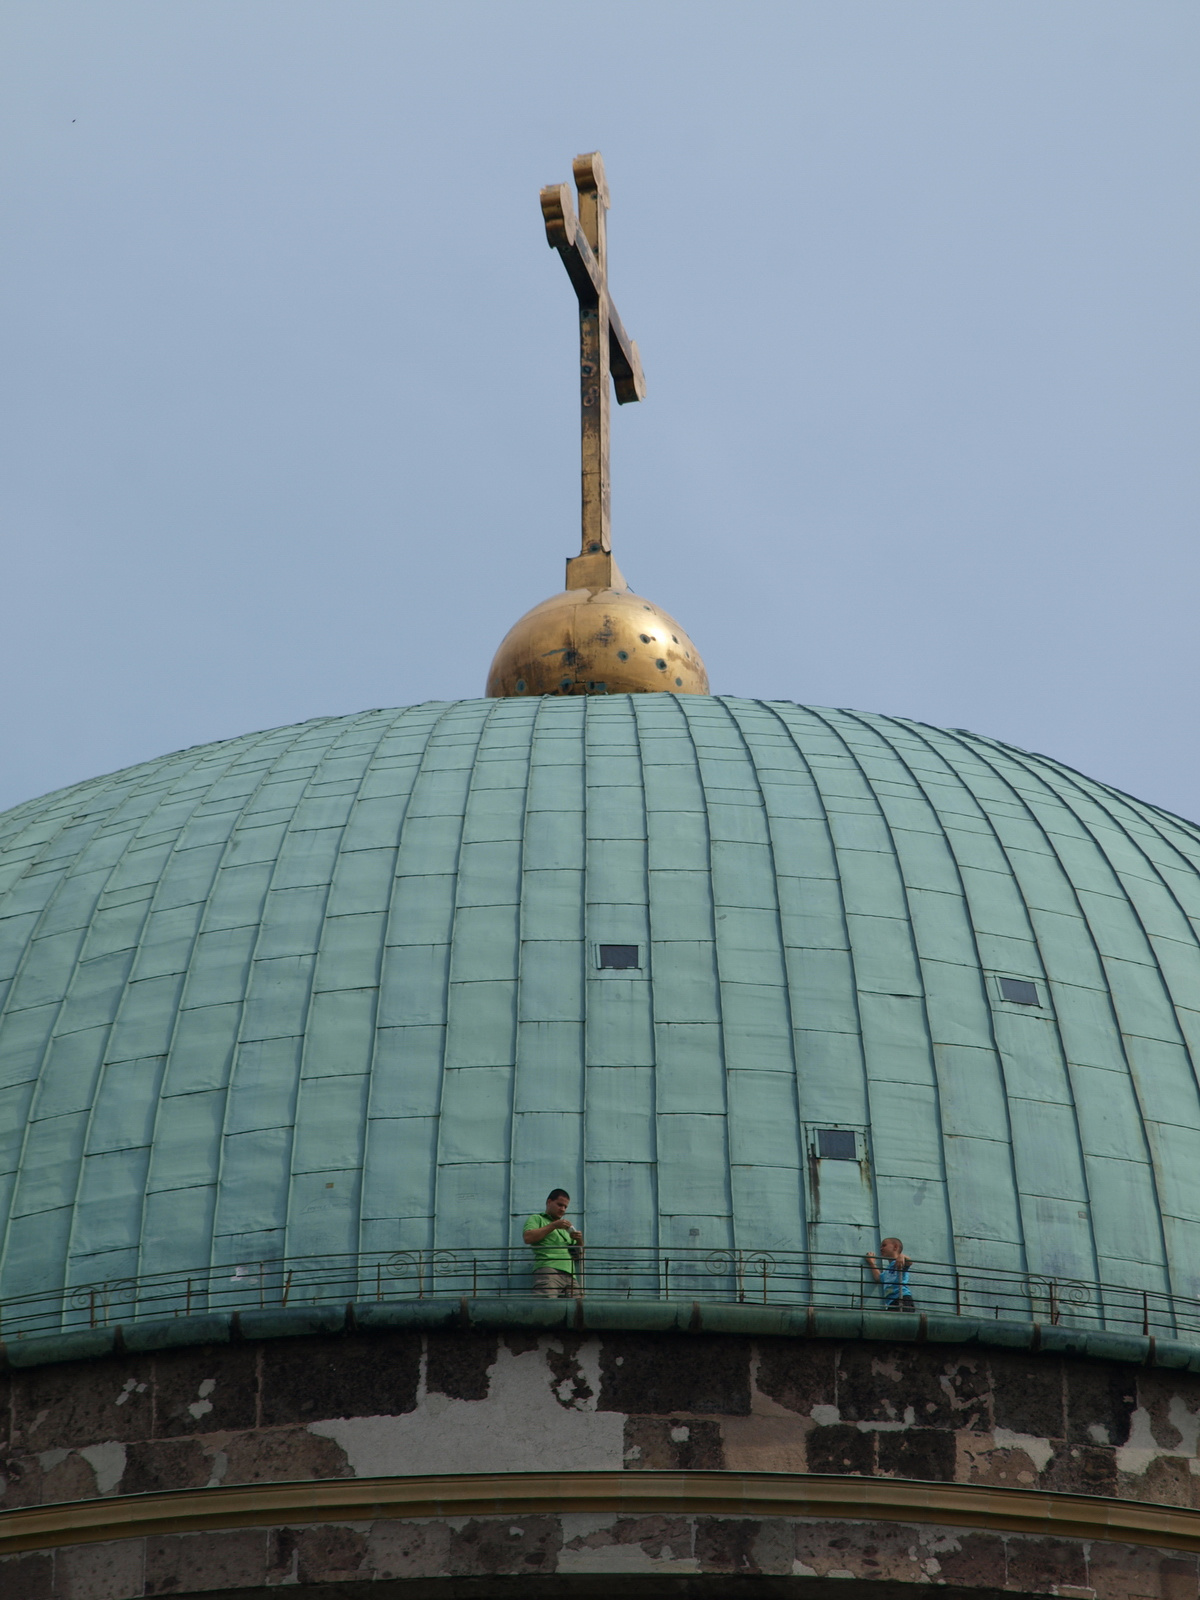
[{"x1": 541, "y1": 152, "x2": 645, "y2": 563}]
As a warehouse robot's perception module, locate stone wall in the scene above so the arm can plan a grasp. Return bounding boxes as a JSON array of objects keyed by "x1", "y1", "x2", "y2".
[
  {"x1": 3, "y1": 1324, "x2": 1200, "y2": 1596},
  {"x1": 3, "y1": 1325, "x2": 1195, "y2": 1505}
]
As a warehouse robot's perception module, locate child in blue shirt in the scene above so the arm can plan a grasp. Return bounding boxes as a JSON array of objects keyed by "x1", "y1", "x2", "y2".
[{"x1": 866, "y1": 1237, "x2": 914, "y2": 1312}]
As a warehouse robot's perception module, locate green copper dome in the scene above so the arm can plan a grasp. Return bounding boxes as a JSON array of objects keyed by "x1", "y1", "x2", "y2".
[{"x1": 3, "y1": 695, "x2": 1200, "y2": 1316}]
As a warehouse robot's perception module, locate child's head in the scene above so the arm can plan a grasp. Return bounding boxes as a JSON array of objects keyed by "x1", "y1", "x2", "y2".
[{"x1": 880, "y1": 1237, "x2": 904, "y2": 1260}]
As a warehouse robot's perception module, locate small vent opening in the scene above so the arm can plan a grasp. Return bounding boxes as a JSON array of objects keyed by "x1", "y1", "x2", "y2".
[
  {"x1": 998, "y1": 977, "x2": 1040, "y2": 1006},
  {"x1": 598, "y1": 944, "x2": 639, "y2": 970},
  {"x1": 816, "y1": 1129, "x2": 857, "y2": 1161}
]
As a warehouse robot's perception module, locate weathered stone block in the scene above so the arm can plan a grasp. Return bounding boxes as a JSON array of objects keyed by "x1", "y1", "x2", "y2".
[
  {"x1": 41, "y1": 1450, "x2": 104, "y2": 1504},
  {"x1": 445, "y1": 1515, "x2": 560, "y2": 1576},
  {"x1": 425, "y1": 1329, "x2": 497, "y2": 1401},
  {"x1": 121, "y1": 1436, "x2": 210, "y2": 1495},
  {"x1": 597, "y1": 1333, "x2": 750, "y2": 1415},
  {"x1": 597, "y1": 1514, "x2": 691, "y2": 1562},
  {"x1": 1064, "y1": 1356, "x2": 1136, "y2": 1447},
  {"x1": 719, "y1": 1412, "x2": 808, "y2": 1473},
  {"x1": 957, "y1": 1435, "x2": 1043, "y2": 1489},
  {"x1": 1086, "y1": 1541, "x2": 1199, "y2": 1600},
  {"x1": 545, "y1": 1335, "x2": 595, "y2": 1410},
  {"x1": 694, "y1": 1515, "x2": 773, "y2": 1573},
  {"x1": 804, "y1": 1422, "x2": 874, "y2": 1475},
  {"x1": 367, "y1": 1517, "x2": 453, "y2": 1581},
  {"x1": 793, "y1": 1517, "x2": 936, "y2": 1582},
  {"x1": 1004, "y1": 1533, "x2": 1090, "y2": 1593},
  {"x1": 927, "y1": 1527, "x2": 1008, "y2": 1588},
  {"x1": 55, "y1": 1538, "x2": 144, "y2": 1600},
  {"x1": 291, "y1": 1522, "x2": 369, "y2": 1583},
  {"x1": 838, "y1": 1341, "x2": 983, "y2": 1431},
  {"x1": 1121, "y1": 1454, "x2": 1200, "y2": 1509},
  {"x1": 990, "y1": 1349, "x2": 1065, "y2": 1438},
  {"x1": 144, "y1": 1528, "x2": 267, "y2": 1595},
  {"x1": 623, "y1": 1415, "x2": 724, "y2": 1469},
  {"x1": 12, "y1": 1356, "x2": 152, "y2": 1450},
  {"x1": 259, "y1": 1331, "x2": 420, "y2": 1425},
  {"x1": 876, "y1": 1425, "x2": 957, "y2": 1481},
  {"x1": 926, "y1": 1354, "x2": 992, "y2": 1432},
  {"x1": 222, "y1": 1423, "x2": 350, "y2": 1484},
  {"x1": 0, "y1": 1549, "x2": 53, "y2": 1599},
  {"x1": 1041, "y1": 1440, "x2": 1118, "y2": 1496},
  {"x1": 152, "y1": 1342, "x2": 257, "y2": 1438},
  {"x1": 753, "y1": 1337, "x2": 836, "y2": 1416},
  {"x1": 0, "y1": 1449, "x2": 44, "y2": 1507}
]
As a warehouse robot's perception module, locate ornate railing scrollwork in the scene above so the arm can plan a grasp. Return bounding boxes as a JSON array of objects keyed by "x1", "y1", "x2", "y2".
[
  {"x1": 1023, "y1": 1275, "x2": 1092, "y2": 1326},
  {"x1": 705, "y1": 1249, "x2": 777, "y2": 1304},
  {"x1": 69, "y1": 1277, "x2": 137, "y2": 1328},
  {"x1": 383, "y1": 1249, "x2": 465, "y2": 1298}
]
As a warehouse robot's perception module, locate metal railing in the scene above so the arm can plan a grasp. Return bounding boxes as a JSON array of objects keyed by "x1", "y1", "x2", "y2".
[{"x1": 1, "y1": 1247, "x2": 1196, "y2": 1343}]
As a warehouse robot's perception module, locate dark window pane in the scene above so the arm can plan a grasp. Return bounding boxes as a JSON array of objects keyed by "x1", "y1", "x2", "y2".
[
  {"x1": 599, "y1": 944, "x2": 639, "y2": 970},
  {"x1": 817, "y1": 1128, "x2": 857, "y2": 1161},
  {"x1": 999, "y1": 976, "x2": 1039, "y2": 1006}
]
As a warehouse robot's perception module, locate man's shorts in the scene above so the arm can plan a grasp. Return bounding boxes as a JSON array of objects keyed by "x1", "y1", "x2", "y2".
[{"x1": 533, "y1": 1268, "x2": 580, "y2": 1299}]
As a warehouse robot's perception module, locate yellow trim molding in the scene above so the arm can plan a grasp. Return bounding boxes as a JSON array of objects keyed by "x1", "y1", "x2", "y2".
[{"x1": 3, "y1": 1471, "x2": 1200, "y2": 1558}]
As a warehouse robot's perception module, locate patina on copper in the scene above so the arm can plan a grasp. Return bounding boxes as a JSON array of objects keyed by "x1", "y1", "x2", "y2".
[{"x1": 487, "y1": 152, "x2": 708, "y2": 698}]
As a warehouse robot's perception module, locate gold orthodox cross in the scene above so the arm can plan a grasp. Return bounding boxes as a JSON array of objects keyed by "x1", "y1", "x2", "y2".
[{"x1": 541, "y1": 152, "x2": 645, "y2": 566}]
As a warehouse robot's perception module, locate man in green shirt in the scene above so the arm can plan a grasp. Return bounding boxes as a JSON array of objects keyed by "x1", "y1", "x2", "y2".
[{"x1": 523, "y1": 1188, "x2": 583, "y2": 1297}]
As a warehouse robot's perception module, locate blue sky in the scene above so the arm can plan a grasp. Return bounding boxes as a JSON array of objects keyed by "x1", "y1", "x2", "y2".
[{"x1": 2, "y1": 2, "x2": 1197, "y2": 816}]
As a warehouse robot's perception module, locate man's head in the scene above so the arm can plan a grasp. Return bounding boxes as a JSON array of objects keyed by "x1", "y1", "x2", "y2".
[
  {"x1": 880, "y1": 1237, "x2": 904, "y2": 1260},
  {"x1": 546, "y1": 1189, "x2": 570, "y2": 1220}
]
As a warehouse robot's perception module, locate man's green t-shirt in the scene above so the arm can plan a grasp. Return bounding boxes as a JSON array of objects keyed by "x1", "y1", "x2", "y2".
[{"x1": 524, "y1": 1213, "x2": 575, "y2": 1274}]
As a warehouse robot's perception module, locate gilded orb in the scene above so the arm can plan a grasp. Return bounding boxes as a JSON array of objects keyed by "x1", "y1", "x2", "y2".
[{"x1": 486, "y1": 555, "x2": 708, "y2": 698}]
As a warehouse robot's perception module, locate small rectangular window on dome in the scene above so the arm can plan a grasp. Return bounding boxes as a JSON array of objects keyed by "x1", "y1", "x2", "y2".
[
  {"x1": 816, "y1": 1128, "x2": 857, "y2": 1161},
  {"x1": 998, "y1": 976, "x2": 1040, "y2": 1006},
  {"x1": 598, "y1": 943, "x2": 639, "y2": 970}
]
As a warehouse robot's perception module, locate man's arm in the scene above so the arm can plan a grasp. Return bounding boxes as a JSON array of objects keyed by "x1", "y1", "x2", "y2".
[
  {"x1": 524, "y1": 1218, "x2": 578, "y2": 1244},
  {"x1": 864, "y1": 1251, "x2": 882, "y2": 1282}
]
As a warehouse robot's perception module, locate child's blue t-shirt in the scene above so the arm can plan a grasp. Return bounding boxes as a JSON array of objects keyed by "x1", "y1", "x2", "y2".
[{"x1": 881, "y1": 1259, "x2": 911, "y2": 1304}]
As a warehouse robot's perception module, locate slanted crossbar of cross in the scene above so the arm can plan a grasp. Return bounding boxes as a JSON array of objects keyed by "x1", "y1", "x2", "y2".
[{"x1": 541, "y1": 152, "x2": 646, "y2": 560}]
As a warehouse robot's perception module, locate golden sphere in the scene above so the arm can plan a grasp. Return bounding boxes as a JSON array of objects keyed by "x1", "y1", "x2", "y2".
[{"x1": 486, "y1": 584, "x2": 709, "y2": 698}]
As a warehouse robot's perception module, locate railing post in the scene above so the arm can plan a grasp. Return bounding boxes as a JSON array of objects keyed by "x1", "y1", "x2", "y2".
[
  {"x1": 1143, "y1": 1289, "x2": 1149, "y2": 1336},
  {"x1": 761, "y1": 1258, "x2": 768, "y2": 1305},
  {"x1": 1050, "y1": 1283, "x2": 1059, "y2": 1326},
  {"x1": 664, "y1": 1257, "x2": 670, "y2": 1300},
  {"x1": 418, "y1": 1251, "x2": 425, "y2": 1299},
  {"x1": 473, "y1": 1259, "x2": 478, "y2": 1297},
  {"x1": 376, "y1": 1263, "x2": 382, "y2": 1302},
  {"x1": 281, "y1": 1270, "x2": 293, "y2": 1309}
]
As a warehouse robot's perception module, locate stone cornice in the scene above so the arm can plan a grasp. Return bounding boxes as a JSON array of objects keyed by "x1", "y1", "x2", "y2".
[{"x1": 4, "y1": 1471, "x2": 1200, "y2": 1557}]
